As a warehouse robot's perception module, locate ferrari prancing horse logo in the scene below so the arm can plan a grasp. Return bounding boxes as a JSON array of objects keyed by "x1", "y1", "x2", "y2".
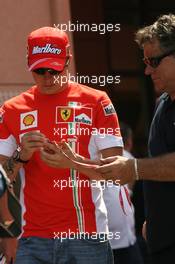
[{"x1": 61, "y1": 109, "x2": 72, "y2": 121}]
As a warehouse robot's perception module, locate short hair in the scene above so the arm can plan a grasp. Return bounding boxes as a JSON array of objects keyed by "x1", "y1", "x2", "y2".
[{"x1": 135, "y1": 14, "x2": 175, "y2": 52}]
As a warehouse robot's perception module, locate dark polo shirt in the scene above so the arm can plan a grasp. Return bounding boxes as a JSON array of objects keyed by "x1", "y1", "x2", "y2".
[{"x1": 144, "y1": 93, "x2": 175, "y2": 253}]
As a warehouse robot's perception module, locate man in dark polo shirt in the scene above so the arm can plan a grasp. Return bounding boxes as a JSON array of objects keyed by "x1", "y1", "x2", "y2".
[{"x1": 83, "y1": 14, "x2": 175, "y2": 264}]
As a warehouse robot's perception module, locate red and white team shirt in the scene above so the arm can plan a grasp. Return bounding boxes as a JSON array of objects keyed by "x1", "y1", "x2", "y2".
[{"x1": 0, "y1": 82, "x2": 123, "y2": 238}]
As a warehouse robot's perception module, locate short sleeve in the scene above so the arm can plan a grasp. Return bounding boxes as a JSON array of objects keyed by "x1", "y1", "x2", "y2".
[
  {"x1": 93, "y1": 92, "x2": 123, "y2": 151},
  {"x1": 0, "y1": 105, "x2": 17, "y2": 156}
]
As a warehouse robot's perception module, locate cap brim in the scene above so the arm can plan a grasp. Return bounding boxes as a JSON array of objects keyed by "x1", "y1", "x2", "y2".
[{"x1": 28, "y1": 57, "x2": 66, "y2": 71}]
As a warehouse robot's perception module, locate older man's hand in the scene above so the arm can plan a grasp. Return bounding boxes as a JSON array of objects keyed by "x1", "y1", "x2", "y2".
[{"x1": 95, "y1": 155, "x2": 136, "y2": 185}]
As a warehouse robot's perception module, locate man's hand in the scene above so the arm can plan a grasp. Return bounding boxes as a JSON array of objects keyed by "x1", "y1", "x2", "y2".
[
  {"x1": 95, "y1": 155, "x2": 136, "y2": 185},
  {"x1": 40, "y1": 141, "x2": 77, "y2": 168},
  {"x1": 72, "y1": 162, "x2": 103, "y2": 181},
  {"x1": 41, "y1": 141, "x2": 103, "y2": 180},
  {"x1": 20, "y1": 131, "x2": 47, "y2": 161},
  {"x1": 1, "y1": 237, "x2": 18, "y2": 264}
]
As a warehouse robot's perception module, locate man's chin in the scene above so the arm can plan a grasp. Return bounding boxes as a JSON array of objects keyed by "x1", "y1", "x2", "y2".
[{"x1": 154, "y1": 84, "x2": 165, "y2": 96}]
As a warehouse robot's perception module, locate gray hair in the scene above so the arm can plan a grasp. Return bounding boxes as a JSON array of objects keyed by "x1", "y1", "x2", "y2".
[{"x1": 135, "y1": 14, "x2": 175, "y2": 52}]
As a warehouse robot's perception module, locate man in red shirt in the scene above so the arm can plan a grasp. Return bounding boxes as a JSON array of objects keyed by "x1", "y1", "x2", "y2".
[{"x1": 0, "y1": 27, "x2": 123, "y2": 264}]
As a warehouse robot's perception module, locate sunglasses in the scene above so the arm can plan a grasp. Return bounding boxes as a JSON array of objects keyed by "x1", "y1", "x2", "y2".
[
  {"x1": 143, "y1": 49, "x2": 175, "y2": 68},
  {"x1": 33, "y1": 68, "x2": 60, "y2": 75}
]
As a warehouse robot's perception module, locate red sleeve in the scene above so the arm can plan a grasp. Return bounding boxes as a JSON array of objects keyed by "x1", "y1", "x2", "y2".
[{"x1": 0, "y1": 105, "x2": 17, "y2": 156}]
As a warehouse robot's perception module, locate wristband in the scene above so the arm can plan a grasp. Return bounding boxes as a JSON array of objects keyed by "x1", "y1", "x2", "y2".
[{"x1": 12, "y1": 146, "x2": 29, "y2": 164}]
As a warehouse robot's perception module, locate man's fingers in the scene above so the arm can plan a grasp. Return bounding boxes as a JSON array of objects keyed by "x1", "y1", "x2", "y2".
[
  {"x1": 43, "y1": 142, "x2": 59, "y2": 153},
  {"x1": 21, "y1": 133, "x2": 47, "y2": 155},
  {"x1": 59, "y1": 142, "x2": 76, "y2": 157},
  {"x1": 22, "y1": 131, "x2": 45, "y2": 137},
  {"x1": 41, "y1": 148, "x2": 69, "y2": 164},
  {"x1": 21, "y1": 131, "x2": 47, "y2": 145},
  {"x1": 74, "y1": 166, "x2": 103, "y2": 180},
  {"x1": 41, "y1": 149, "x2": 58, "y2": 161},
  {"x1": 100, "y1": 156, "x2": 118, "y2": 164},
  {"x1": 24, "y1": 135, "x2": 46, "y2": 143},
  {"x1": 95, "y1": 163, "x2": 115, "y2": 174}
]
